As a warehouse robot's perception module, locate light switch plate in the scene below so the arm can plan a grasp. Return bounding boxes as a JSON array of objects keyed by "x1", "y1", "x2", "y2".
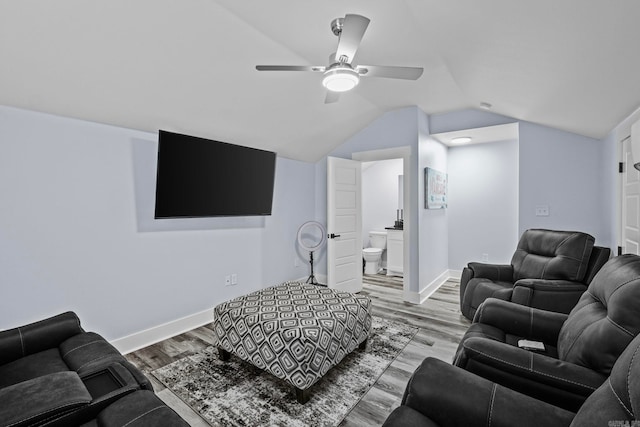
[{"x1": 535, "y1": 205, "x2": 550, "y2": 216}]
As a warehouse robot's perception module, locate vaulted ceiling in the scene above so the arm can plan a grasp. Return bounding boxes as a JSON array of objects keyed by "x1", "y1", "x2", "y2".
[{"x1": 1, "y1": 1, "x2": 639, "y2": 162}]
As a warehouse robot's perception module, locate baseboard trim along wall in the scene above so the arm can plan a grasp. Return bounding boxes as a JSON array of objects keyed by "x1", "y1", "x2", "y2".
[
  {"x1": 110, "y1": 308, "x2": 214, "y2": 355},
  {"x1": 404, "y1": 269, "x2": 461, "y2": 304},
  {"x1": 111, "y1": 271, "x2": 460, "y2": 353},
  {"x1": 113, "y1": 277, "x2": 330, "y2": 354}
]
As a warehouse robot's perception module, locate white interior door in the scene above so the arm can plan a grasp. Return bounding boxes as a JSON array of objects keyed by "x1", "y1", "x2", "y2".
[
  {"x1": 621, "y1": 136, "x2": 640, "y2": 255},
  {"x1": 327, "y1": 156, "x2": 362, "y2": 292}
]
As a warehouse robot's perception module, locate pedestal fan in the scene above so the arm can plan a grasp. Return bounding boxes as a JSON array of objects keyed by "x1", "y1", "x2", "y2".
[{"x1": 297, "y1": 221, "x2": 327, "y2": 286}]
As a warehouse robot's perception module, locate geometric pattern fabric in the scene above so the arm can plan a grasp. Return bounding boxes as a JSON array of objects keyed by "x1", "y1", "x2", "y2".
[{"x1": 213, "y1": 281, "x2": 372, "y2": 391}]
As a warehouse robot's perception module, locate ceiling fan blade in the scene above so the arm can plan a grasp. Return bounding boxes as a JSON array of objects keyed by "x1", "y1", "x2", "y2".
[
  {"x1": 356, "y1": 65, "x2": 424, "y2": 80},
  {"x1": 324, "y1": 91, "x2": 341, "y2": 104},
  {"x1": 256, "y1": 65, "x2": 325, "y2": 72},
  {"x1": 334, "y1": 14, "x2": 370, "y2": 63}
]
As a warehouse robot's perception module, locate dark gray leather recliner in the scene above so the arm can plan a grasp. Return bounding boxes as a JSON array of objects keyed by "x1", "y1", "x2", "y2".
[
  {"x1": 0, "y1": 312, "x2": 188, "y2": 426},
  {"x1": 79, "y1": 390, "x2": 188, "y2": 427},
  {"x1": 383, "y1": 327, "x2": 640, "y2": 426},
  {"x1": 0, "y1": 311, "x2": 151, "y2": 392},
  {"x1": 453, "y1": 254, "x2": 640, "y2": 412},
  {"x1": 459, "y1": 228, "x2": 610, "y2": 320}
]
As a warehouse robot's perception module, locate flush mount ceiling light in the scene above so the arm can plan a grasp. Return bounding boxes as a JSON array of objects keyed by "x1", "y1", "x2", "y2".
[
  {"x1": 322, "y1": 65, "x2": 360, "y2": 92},
  {"x1": 451, "y1": 136, "x2": 472, "y2": 144}
]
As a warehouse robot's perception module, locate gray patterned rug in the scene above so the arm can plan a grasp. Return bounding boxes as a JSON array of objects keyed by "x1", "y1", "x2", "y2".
[{"x1": 152, "y1": 317, "x2": 418, "y2": 427}]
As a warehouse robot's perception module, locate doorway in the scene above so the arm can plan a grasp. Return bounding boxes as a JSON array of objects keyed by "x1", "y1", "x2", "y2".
[
  {"x1": 352, "y1": 147, "x2": 410, "y2": 298},
  {"x1": 620, "y1": 135, "x2": 640, "y2": 255}
]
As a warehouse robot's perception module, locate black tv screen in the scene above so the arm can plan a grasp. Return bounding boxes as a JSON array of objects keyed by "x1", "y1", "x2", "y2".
[{"x1": 154, "y1": 130, "x2": 277, "y2": 218}]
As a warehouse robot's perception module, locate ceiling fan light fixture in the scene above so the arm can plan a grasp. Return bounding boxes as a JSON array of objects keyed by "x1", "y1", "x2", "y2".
[{"x1": 322, "y1": 66, "x2": 360, "y2": 92}]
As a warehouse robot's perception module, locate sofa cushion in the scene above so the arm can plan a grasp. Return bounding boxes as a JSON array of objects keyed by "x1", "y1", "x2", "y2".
[
  {"x1": 0, "y1": 348, "x2": 68, "y2": 388},
  {"x1": 511, "y1": 229, "x2": 594, "y2": 282},
  {"x1": 0, "y1": 371, "x2": 91, "y2": 427},
  {"x1": 460, "y1": 322, "x2": 559, "y2": 360},
  {"x1": 558, "y1": 254, "x2": 640, "y2": 374}
]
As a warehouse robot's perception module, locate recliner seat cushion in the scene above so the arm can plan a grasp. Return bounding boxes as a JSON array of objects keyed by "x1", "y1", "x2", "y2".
[
  {"x1": 511, "y1": 229, "x2": 594, "y2": 282},
  {"x1": 558, "y1": 254, "x2": 640, "y2": 374},
  {"x1": 461, "y1": 322, "x2": 560, "y2": 359},
  {"x1": 0, "y1": 331, "x2": 139, "y2": 389},
  {"x1": 0, "y1": 348, "x2": 68, "y2": 388}
]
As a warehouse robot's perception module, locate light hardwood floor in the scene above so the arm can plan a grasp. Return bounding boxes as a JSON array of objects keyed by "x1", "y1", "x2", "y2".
[{"x1": 126, "y1": 275, "x2": 470, "y2": 426}]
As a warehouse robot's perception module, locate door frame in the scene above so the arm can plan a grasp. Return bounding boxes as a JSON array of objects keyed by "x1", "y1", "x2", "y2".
[
  {"x1": 352, "y1": 147, "x2": 411, "y2": 299},
  {"x1": 619, "y1": 135, "x2": 631, "y2": 255},
  {"x1": 617, "y1": 113, "x2": 640, "y2": 254}
]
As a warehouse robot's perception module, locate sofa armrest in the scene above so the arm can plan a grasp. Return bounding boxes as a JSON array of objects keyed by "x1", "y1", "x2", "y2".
[
  {"x1": 398, "y1": 358, "x2": 574, "y2": 427},
  {"x1": 467, "y1": 262, "x2": 514, "y2": 282},
  {"x1": 0, "y1": 371, "x2": 91, "y2": 427},
  {"x1": 474, "y1": 298, "x2": 568, "y2": 345},
  {"x1": 0, "y1": 311, "x2": 83, "y2": 365},
  {"x1": 457, "y1": 337, "x2": 607, "y2": 411},
  {"x1": 511, "y1": 279, "x2": 587, "y2": 314},
  {"x1": 87, "y1": 390, "x2": 189, "y2": 427}
]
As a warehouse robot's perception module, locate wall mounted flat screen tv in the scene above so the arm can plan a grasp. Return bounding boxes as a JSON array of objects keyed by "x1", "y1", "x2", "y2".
[{"x1": 154, "y1": 130, "x2": 277, "y2": 218}]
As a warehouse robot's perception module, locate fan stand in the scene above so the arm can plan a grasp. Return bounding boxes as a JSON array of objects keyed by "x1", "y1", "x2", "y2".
[
  {"x1": 305, "y1": 251, "x2": 322, "y2": 286},
  {"x1": 297, "y1": 221, "x2": 327, "y2": 287}
]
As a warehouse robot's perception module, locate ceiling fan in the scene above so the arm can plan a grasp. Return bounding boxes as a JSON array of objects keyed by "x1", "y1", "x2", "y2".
[{"x1": 255, "y1": 14, "x2": 424, "y2": 103}]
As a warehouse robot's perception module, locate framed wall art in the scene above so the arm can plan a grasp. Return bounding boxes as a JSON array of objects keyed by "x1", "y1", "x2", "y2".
[{"x1": 425, "y1": 167, "x2": 447, "y2": 209}]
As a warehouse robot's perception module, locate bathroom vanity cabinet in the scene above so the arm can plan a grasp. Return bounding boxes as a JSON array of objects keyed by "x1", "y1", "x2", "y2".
[{"x1": 386, "y1": 229, "x2": 403, "y2": 277}]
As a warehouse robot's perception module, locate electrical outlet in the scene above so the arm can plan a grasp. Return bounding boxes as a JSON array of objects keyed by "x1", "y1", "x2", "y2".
[
  {"x1": 482, "y1": 253, "x2": 489, "y2": 262},
  {"x1": 225, "y1": 275, "x2": 231, "y2": 286},
  {"x1": 294, "y1": 257, "x2": 300, "y2": 267},
  {"x1": 535, "y1": 205, "x2": 550, "y2": 216},
  {"x1": 231, "y1": 274, "x2": 238, "y2": 285}
]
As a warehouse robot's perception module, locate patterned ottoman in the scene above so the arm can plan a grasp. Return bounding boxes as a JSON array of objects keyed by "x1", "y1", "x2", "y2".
[{"x1": 212, "y1": 281, "x2": 372, "y2": 403}]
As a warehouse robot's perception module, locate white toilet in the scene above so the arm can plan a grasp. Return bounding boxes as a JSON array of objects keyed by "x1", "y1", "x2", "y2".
[{"x1": 363, "y1": 231, "x2": 387, "y2": 275}]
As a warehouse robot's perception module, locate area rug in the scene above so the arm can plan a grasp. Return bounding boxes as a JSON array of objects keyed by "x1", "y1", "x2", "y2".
[{"x1": 151, "y1": 316, "x2": 418, "y2": 427}]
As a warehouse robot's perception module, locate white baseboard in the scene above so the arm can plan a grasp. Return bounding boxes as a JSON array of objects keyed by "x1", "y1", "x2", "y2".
[
  {"x1": 404, "y1": 269, "x2": 461, "y2": 304},
  {"x1": 110, "y1": 270, "x2": 460, "y2": 353},
  {"x1": 110, "y1": 308, "x2": 214, "y2": 355}
]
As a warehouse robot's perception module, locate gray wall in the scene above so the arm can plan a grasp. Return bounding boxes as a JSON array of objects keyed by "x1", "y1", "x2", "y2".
[
  {"x1": 431, "y1": 108, "x2": 611, "y2": 250},
  {"x1": 0, "y1": 106, "x2": 316, "y2": 338},
  {"x1": 1, "y1": 101, "x2": 625, "y2": 341},
  {"x1": 448, "y1": 139, "x2": 519, "y2": 269},
  {"x1": 418, "y1": 111, "x2": 450, "y2": 290},
  {"x1": 518, "y1": 122, "x2": 605, "y2": 241}
]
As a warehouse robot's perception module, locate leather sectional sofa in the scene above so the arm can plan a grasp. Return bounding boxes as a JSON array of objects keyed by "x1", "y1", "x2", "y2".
[
  {"x1": 384, "y1": 253, "x2": 640, "y2": 426},
  {"x1": 383, "y1": 331, "x2": 640, "y2": 427},
  {"x1": 0, "y1": 311, "x2": 188, "y2": 427},
  {"x1": 453, "y1": 254, "x2": 640, "y2": 412}
]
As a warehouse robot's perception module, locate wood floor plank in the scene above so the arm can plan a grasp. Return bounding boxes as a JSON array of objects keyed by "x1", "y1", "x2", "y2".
[{"x1": 127, "y1": 274, "x2": 471, "y2": 426}]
